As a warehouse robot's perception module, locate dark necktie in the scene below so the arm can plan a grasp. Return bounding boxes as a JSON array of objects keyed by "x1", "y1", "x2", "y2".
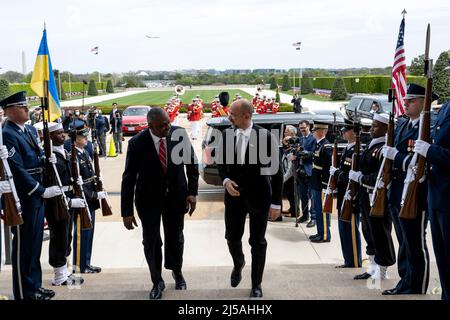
[
  {"x1": 24, "y1": 128, "x2": 38, "y2": 150},
  {"x1": 159, "y1": 138, "x2": 167, "y2": 174}
]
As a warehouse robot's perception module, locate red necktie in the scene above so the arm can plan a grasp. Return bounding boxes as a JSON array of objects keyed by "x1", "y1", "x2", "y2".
[{"x1": 159, "y1": 138, "x2": 167, "y2": 174}]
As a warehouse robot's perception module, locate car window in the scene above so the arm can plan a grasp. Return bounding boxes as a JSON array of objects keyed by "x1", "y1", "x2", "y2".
[
  {"x1": 360, "y1": 99, "x2": 374, "y2": 112},
  {"x1": 347, "y1": 98, "x2": 362, "y2": 112},
  {"x1": 380, "y1": 101, "x2": 392, "y2": 113},
  {"x1": 123, "y1": 108, "x2": 149, "y2": 116}
]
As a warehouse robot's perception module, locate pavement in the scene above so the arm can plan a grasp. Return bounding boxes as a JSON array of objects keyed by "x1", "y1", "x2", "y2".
[{"x1": 0, "y1": 103, "x2": 442, "y2": 300}]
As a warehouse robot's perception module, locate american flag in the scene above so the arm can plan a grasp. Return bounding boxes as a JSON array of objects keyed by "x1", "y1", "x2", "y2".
[
  {"x1": 91, "y1": 46, "x2": 99, "y2": 55},
  {"x1": 391, "y1": 18, "x2": 407, "y2": 117},
  {"x1": 292, "y1": 42, "x2": 301, "y2": 50}
]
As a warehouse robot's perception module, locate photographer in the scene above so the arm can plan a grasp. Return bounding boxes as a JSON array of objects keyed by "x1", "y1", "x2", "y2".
[
  {"x1": 280, "y1": 125, "x2": 300, "y2": 220},
  {"x1": 110, "y1": 110, "x2": 123, "y2": 154},
  {"x1": 94, "y1": 110, "x2": 109, "y2": 157}
]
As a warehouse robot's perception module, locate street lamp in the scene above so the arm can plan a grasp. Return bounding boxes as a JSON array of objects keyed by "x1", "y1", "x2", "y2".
[{"x1": 292, "y1": 41, "x2": 302, "y2": 94}]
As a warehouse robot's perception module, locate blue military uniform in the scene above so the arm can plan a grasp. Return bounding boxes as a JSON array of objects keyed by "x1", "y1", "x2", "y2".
[
  {"x1": 310, "y1": 125, "x2": 332, "y2": 242},
  {"x1": 65, "y1": 127, "x2": 100, "y2": 274},
  {"x1": 426, "y1": 100, "x2": 450, "y2": 300},
  {"x1": 386, "y1": 84, "x2": 435, "y2": 295},
  {"x1": 333, "y1": 138, "x2": 362, "y2": 267},
  {"x1": 0, "y1": 92, "x2": 47, "y2": 300}
]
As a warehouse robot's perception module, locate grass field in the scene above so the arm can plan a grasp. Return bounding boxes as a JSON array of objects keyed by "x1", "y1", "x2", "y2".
[{"x1": 91, "y1": 89, "x2": 252, "y2": 107}]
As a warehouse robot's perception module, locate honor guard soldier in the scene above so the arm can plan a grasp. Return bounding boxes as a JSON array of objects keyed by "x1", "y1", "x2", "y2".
[
  {"x1": 69, "y1": 124, "x2": 106, "y2": 274},
  {"x1": 413, "y1": 64, "x2": 450, "y2": 300},
  {"x1": 329, "y1": 122, "x2": 362, "y2": 266},
  {"x1": 382, "y1": 84, "x2": 437, "y2": 295},
  {"x1": 309, "y1": 122, "x2": 332, "y2": 241},
  {"x1": 46, "y1": 122, "x2": 86, "y2": 286},
  {"x1": 351, "y1": 114, "x2": 396, "y2": 280},
  {"x1": 252, "y1": 93, "x2": 260, "y2": 107},
  {"x1": 1, "y1": 91, "x2": 62, "y2": 300}
]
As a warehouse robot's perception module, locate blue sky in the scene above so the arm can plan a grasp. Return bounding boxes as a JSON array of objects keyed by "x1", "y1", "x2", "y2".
[{"x1": 1, "y1": 0, "x2": 449, "y2": 73}]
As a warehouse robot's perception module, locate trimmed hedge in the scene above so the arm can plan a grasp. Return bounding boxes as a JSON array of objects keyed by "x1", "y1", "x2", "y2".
[{"x1": 8, "y1": 82, "x2": 107, "y2": 97}]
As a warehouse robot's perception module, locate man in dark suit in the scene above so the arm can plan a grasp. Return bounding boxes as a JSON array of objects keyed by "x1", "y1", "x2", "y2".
[
  {"x1": 216, "y1": 99, "x2": 283, "y2": 298},
  {"x1": 121, "y1": 107, "x2": 199, "y2": 300}
]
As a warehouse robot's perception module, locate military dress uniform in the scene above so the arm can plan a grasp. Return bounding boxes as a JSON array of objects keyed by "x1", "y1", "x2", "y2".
[
  {"x1": 0, "y1": 92, "x2": 58, "y2": 300},
  {"x1": 310, "y1": 127, "x2": 332, "y2": 242},
  {"x1": 384, "y1": 84, "x2": 436, "y2": 295},
  {"x1": 422, "y1": 100, "x2": 450, "y2": 300},
  {"x1": 355, "y1": 133, "x2": 395, "y2": 279},
  {"x1": 69, "y1": 129, "x2": 101, "y2": 274},
  {"x1": 332, "y1": 139, "x2": 362, "y2": 267}
]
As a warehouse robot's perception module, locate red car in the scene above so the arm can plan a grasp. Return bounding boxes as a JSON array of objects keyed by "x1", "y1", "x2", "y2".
[{"x1": 122, "y1": 105, "x2": 151, "y2": 135}]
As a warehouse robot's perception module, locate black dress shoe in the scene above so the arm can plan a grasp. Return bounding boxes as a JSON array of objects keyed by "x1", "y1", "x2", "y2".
[
  {"x1": 86, "y1": 265, "x2": 102, "y2": 273},
  {"x1": 310, "y1": 238, "x2": 330, "y2": 243},
  {"x1": 37, "y1": 287, "x2": 55, "y2": 298},
  {"x1": 306, "y1": 220, "x2": 316, "y2": 228},
  {"x1": 250, "y1": 286, "x2": 263, "y2": 298},
  {"x1": 24, "y1": 293, "x2": 51, "y2": 301},
  {"x1": 382, "y1": 288, "x2": 400, "y2": 295},
  {"x1": 297, "y1": 215, "x2": 309, "y2": 223},
  {"x1": 149, "y1": 281, "x2": 166, "y2": 300},
  {"x1": 172, "y1": 271, "x2": 187, "y2": 290},
  {"x1": 354, "y1": 272, "x2": 372, "y2": 280},
  {"x1": 230, "y1": 261, "x2": 245, "y2": 288},
  {"x1": 308, "y1": 234, "x2": 319, "y2": 240}
]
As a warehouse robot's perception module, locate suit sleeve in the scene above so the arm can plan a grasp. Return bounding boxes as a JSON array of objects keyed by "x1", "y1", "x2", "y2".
[
  {"x1": 269, "y1": 131, "x2": 283, "y2": 206},
  {"x1": 181, "y1": 128, "x2": 199, "y2": 196},
  {"x1": 121, "y1": 138, "x2": 138, "y2": 217},
  {"x1": 216, "y1": 130, "x2": 228, "y2": 183},
  {"x1": 4, "y1": 133, "x2": 45, "y2": 197},
  {"x1": 393, "y1": 151, "x2": 413, "y2": 172}
]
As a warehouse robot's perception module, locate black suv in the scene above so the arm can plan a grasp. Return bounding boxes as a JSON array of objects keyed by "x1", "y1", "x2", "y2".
[{"x1": 200, "y1": 110, "x2": 352, "y2": 186}]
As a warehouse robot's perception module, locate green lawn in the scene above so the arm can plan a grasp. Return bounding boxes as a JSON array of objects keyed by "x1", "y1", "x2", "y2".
[{"x1": 91, "y1": 89, "x2": 252, "y2": 107}]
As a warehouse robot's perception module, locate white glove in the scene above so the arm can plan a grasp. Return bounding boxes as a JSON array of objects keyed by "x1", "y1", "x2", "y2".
[
  {"x1": 42, "y1": 186, "x2": 63, "y2": 199},
  {"x1": 375, "y1": 179, "x2": 385, "y2": 189},
  {"x1": 0, "y1": 181, "x2": 12, "y2": 194},
  {"x1": 329, "y1": 166, "x2": 337, "y2": 175},
  {"x1": 414, "y1": 140, "x2": 431, "y2": 158},
  {"x1": 77, "y1": 176, "x2": 84, "y2": 186},
  {"x1": 97, "y1": 191, "x2": 107, "y2": 200},
  {"x1": 48, "y1": 153, "x2": 57, "y2": 164},
  {"x1": 0, "y1": 146, "x2": 8, "y2": 160},
  {"x1": 70, "y1": 198, "x2": 86, "y2": 208},
  {"x1": 98, "y1": 174, "x2": 104, "y2": 183},
  {"x1": 349, "y1": 170, "x2": 363, "y2": 183},
  {"x1": 382, "y1": 146, "x2": 399, "y2": 160}
]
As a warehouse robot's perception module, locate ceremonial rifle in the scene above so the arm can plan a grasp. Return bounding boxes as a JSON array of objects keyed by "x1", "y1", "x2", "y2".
[
  {"x1": 340, "y1": 111, "x2": 361, "y2": 222},
  {"x1": 399, "y1": 24, "x2": 432, "y2": 219},
  {"x1": 370, "y1": 108, "x2": 395, "y2": 217},
  {"x1": 41, "y1": 80, "x2": 70, "y2": 221},
  {"x1": 0, "y1": 124, "x2": 23, "y2": 226},
  {"x1": 323, "y1": 112, "x2": 338, "y2": 214}
]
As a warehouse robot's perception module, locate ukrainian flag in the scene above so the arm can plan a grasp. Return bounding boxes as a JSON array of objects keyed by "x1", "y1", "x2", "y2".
[{"x1": 30, "y1": 28, "x2": 61, "y2": 121}]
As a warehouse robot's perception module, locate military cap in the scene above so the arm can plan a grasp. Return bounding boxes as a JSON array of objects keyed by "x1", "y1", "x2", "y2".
[
  {"x1": 76, "y1": 125, "x2": 89, "y2": 137},
  {"x1": 340, "y1": 119, "x2": 354, "y2": 132},
  {"x1": 373, "y1": 113, "x2": 390, "y2": 125},
  {"x1": 218, "y1": 91, "x2": 230, "y2": 107},
  {"x1": 48, "y1": 122, "x2": 63, "y2": 133},
  {"x1": 404, "y1": 83, "x2": 439, "y2": 101},
  {"x1": 312, "y1": 122, "x2": 329, "y2": 131},
  {"x1": 0, "y1": 91, "x2": 28, "y2": 109}
]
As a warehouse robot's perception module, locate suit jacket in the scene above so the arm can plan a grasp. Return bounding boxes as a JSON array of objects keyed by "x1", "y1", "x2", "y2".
[
  {"x1": 216, "y1": 124, "x2": 283, "y2": 210},
  {"x1": 299, "y1": 133, "x2": 316, "y2": 177},
  {"x1": 3, "y1": 121, "x2": 45, "y2": 208},
  {"x1": 121, "y1": 126, "x2": 199, "y2": 217},
  {"x1": 427, "y1": 101, "x2": 450, "y2": 210}
]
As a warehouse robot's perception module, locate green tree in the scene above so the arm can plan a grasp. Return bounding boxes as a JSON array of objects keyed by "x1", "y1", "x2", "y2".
[
  {"x1": 0, "y1": 79, "x2": 10, "y2": 100},
  {"x1": 275, "y1": 88, "x2": 280, "y2": 103},
  {"x1": 281, "y1": 74, "x2": 291, "y2": 91},
  {"x1": 106, "y1": 80, "x2": 114, "y2": 93},
  {"x1": 87, "y1": 79, "x2": 98, "y2": 96},
  {"x1": 0, "y1": 71, "x2": 24, "y2": 83},
  {"x1": 269, "y1": 76, "x2": 278, "y2": 90},
  {"x1": 330, "y1": 77, "x2": 347, "y2": 101},
  {"x1": 409, "y1": 54, "x2": 425, "y2": 76},
  {"x1": 301, "y1": 75, "x2": 313, "y2": 94},
  {"x1": 433, "y1": 51, "x2": 450, "y2": 104}
]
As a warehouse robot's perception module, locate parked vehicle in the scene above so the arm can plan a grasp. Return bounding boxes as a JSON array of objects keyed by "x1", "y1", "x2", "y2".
[
  {"x1": 122, "y1": 105, "x2": 151, "y2": 134},
  {"x1": 342, "y1": 95, "x2": 392, "y2": 119}
]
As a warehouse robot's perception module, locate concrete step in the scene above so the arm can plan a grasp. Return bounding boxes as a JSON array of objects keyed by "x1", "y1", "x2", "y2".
[{"x1": 0, "y1": 265, "x2": 440, "y2": 300}]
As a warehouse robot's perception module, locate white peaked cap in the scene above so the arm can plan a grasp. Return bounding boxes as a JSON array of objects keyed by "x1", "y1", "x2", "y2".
[
  {"x1": 373, "y1": 113, "x2": 389, "y2": 125},
  {"x1": 48, "y1": 122, "x2": 63, "y2": 133}
]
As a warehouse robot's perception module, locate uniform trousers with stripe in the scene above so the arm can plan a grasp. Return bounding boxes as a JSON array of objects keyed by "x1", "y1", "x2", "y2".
[
  {"x1": 11, "y1": 204, "x2": 45, "y2": 299},
  {"x1": 311, "y1": 189, "x2": 330, "y2": 240},
  {"x1": 72, "y1": 207, "x2": 96, "y2": 273},
  {"x1": 337, "y1": 212, "x2": 361, "y2": 267}
]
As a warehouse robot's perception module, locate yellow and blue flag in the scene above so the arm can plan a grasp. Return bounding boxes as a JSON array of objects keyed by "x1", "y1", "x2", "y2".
[{"x1": 30, "y1": 28, "x2": 61, "y2": 121}]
